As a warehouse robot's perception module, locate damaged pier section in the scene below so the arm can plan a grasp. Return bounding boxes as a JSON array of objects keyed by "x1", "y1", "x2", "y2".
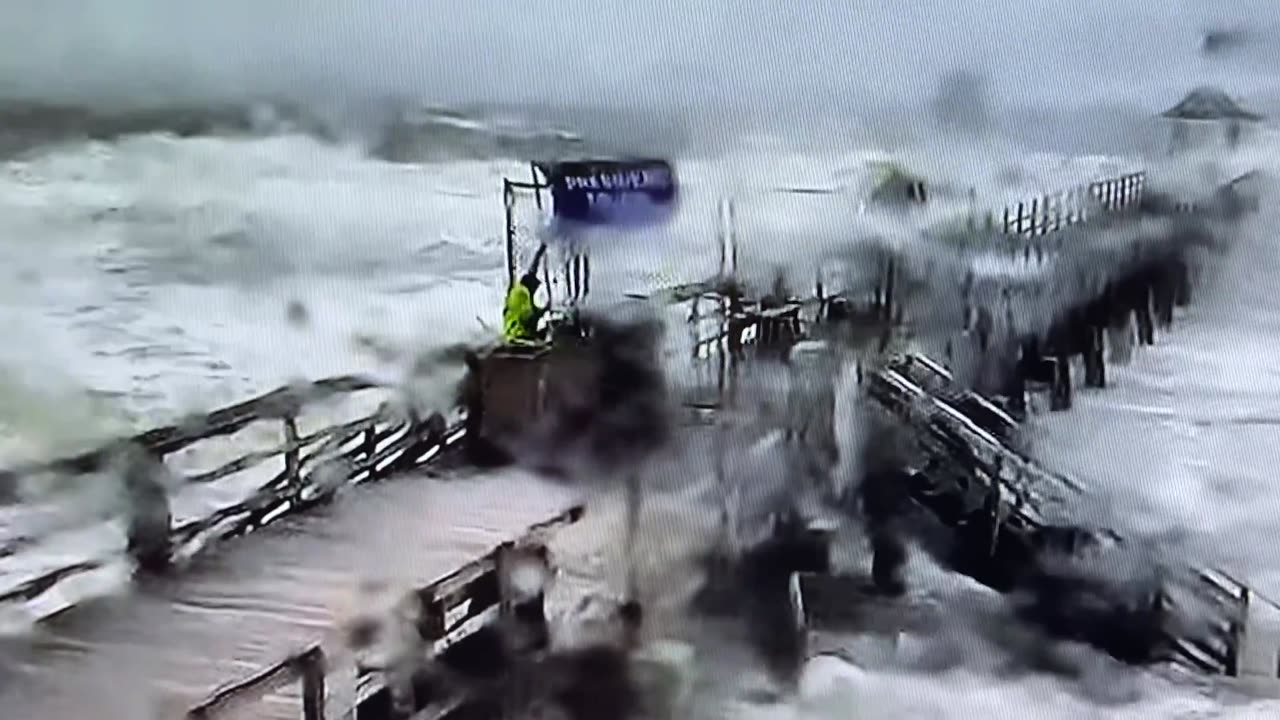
[
  {"x1": 685, "y1": 168, "x2": 1280, "y2": 692},
  {"x1": 121, "y1": 162, "x2": 1274, "y2": 715},
  {"x1": 850, "y1": 354, "x2": 1273, "y2": 672},
  {"x1": 794, "y1": 352, "x2": 1280, "y2": 692}
]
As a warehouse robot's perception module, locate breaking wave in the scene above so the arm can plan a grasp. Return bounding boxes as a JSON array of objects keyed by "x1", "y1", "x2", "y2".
[{"x1": 0, "y1": 97, "x2": 591, "y2": 163}]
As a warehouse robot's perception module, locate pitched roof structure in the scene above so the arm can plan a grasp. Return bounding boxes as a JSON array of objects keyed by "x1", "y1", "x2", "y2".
[{"x1": 1160, "y1": 86, "x2": 1264, "y2": 122}]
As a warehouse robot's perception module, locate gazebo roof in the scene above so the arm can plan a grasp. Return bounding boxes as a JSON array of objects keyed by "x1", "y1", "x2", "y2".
[{"x1": 1161, "y1": 86, "x2": 1264, "y2": 122}]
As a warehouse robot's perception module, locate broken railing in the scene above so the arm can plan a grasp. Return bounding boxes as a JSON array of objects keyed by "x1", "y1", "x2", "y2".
[
  {"x1": 859, "y1": 353, "x2": 1280, "y2": 683},
  {"x1": 184, "y1": 504, "x2": 583, "y2": 720},
  {"x1": 867, "y1": 357, "x2": 1084, "y2": 525},
  {"x1": 0, "y1": 375, "x2": 465, "y2": 608}
]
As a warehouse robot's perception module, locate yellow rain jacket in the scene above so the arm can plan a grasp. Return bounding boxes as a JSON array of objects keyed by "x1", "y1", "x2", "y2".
[{"x1": 503, "y1": 283, "x2": 539, "y2": 344}]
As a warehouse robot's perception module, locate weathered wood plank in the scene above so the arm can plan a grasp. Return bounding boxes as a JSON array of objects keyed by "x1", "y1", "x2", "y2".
[{"x1": 184, "y1": 504, "x2": 583, "y2": 720}]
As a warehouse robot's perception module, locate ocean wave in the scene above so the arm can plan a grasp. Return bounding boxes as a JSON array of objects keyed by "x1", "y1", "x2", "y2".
[
  {"x1": 0, "y1": 99, "x2": 328, "y2": 156},
  {"x1": 367, "y1": 103, "x2": 587, "y2": 163},
  {"x1": 0, "y1": 96, "x2": 590, "y2": 163}
]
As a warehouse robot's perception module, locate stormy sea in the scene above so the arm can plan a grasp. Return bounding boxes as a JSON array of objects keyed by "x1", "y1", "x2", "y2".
[{"x1": 3, "y1": 1, "x2": 1280, "y2": 718}]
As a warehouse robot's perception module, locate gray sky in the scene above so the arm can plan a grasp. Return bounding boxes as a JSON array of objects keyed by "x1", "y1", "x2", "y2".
[{"x1": 2, "y1": 1, "x2": 1276, "y2": 114}]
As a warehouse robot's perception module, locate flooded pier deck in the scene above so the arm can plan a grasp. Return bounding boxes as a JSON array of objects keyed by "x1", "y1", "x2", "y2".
[{"x1": 0, "y1": 466, "x2": 578, "y2": 720}]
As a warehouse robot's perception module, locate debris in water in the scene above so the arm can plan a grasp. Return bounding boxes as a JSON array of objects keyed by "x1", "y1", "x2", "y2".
[
  {"x1": 352, "y1": 333, "x2": 401, "y2": 364},
  {"x1": 286, "y1": 299, "x2": 310, "y2": 327}
]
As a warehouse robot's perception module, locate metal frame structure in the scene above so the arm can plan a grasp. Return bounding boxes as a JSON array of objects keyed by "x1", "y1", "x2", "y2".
[
  {"x1": 501, "y1": 162, "x2": 549, "y2": 291},
  {"x1": 503, "y1": 163, "x2": 593, "y2": 314}
]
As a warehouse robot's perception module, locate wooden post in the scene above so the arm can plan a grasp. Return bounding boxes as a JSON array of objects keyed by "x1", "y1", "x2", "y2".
[
  {"x1": 1174, "y1": 261, "x2": 1192, "y2": 307},
  {"x1": 624, "y1": 470, "x2": 641, "y2": 604},
  {"x1": 1230, "y1": 588, "x2": 1250, "y2": 677},
  {"x1": 300, "y1": 648, "x2": 326, "y2": 720},
  {"x1": 718, "y1": 199, "x2": 728, "y2": 278},
  {"x1": 543, "y1": 248, "x2": 554, "y2": 311},
  {"x1": 975, "y1": 306, "x2": 992, "y2": 353},
  {"x1": 1156, "y1": 285, "x2": 1175, "y2": 328},
  {"x1": 882, "y1": 258, "x2": 896, "y2": 324},
  {"x1": 729, "y1": 200, "x2": 738, "y2": 275},
  {"x1": 1135, "y1": 286, "x2": 1155, "y2": 346},
  {"x1": 870, "y1": 527, "x2": 906, "y2": 596},
  {"x1": 727, "y1": 317, "x2": 743, "y2": 357},
  {"x1": 529, "y1": 162, "x2": 543, "y2": 210},
  {"x1": 714, "y1": 406, "x2": 731, "y2": 553},
  {"x1": 1154, "y1": 269, "x2": 1176, "y2": 328},
  {"x1": 716, "y1": 324, "x2": 727, "y2": 396},
  {"x1": 1050, "y1": 357, "x2": 1073, "y2": 411},
  {"x1": 1093, "y1": 325, "x2": 1106, "y2": 388},
  {"x1": 1007, "y1": 364, "x2": 1027, "y2": 420},
  {"x1": 363, "y1": 421, "x2": 378, "y2": 481},
  {"x1": 283, "y1": 416, "x2": 300, "y2": 484},
  {"x1": 504, "y1": 180, "x2": 517, "y2": 289},
  {"x1": 497, "y1": 542, "x2": 551, "y2": 654},
  {"x1": 1084, "y1": 325, "x2": 1106, "y2": 389},
  {"x1": 565, "y1": 256, "x2": 576, "y2": 303},
  {"x1": 120, "y1": 443, "x2": 174, "y2": 573}
]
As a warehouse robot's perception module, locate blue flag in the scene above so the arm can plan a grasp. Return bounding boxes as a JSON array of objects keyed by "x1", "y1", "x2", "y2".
[{"x1": 541, "y1": 159, "x2": 678, "y2": 228}]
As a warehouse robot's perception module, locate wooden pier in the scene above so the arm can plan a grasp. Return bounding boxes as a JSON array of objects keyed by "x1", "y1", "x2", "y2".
[
  {"x1": 790, "y1": 351, "x2": 1280, "y2": 691},
  {"x1": 0, "y1": 376, "x2": 463, "y2": 613},
  {"x1": 182, "y1": 505, "x2": 583, "y2": 720},
  {"x1": 0, "y1": 157, "x2": 1266, "y2": 717}
]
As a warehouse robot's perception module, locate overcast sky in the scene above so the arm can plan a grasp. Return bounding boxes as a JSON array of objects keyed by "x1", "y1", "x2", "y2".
[{"x1": 2, "y1": 1, "x2": 1276, "y2": 114}]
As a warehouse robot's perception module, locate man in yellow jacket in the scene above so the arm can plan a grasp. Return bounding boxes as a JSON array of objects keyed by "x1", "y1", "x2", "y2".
[{"x1": 503, "y1": 272, "x2": 545, "y2": 345}]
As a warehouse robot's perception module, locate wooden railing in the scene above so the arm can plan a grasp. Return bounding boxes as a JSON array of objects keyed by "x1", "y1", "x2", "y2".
[
  {"x1": 0, "y1": 375, "x2": 464, "y2": 606},
  {"x1": 1000, "y1": 171, "x2": 1147, "y2": 239},
  {"x1": 185, "y1": 645, "x2": 327, "y2": 720},
  {"x1": 184, "y1": 504, "x2": 584, "y2": 720},
  {"x1": 863, "y1": 353, "x2": 1280, "y2": 683},
  {"x1": 2, "y1": 375, "x2": 381, "y2": 479}
]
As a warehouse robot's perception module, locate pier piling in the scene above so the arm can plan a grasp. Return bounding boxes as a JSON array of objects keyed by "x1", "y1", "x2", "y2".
[
  {"x1": 116, "y1": 443, "x2": 174, "y2": 573},
  {"x1": 1083, "y1": 325, "x2": 1106, "y2": 389},
  {"x1": 1134, "y1": 283, "x2": 1156, "y2": 346},
  {"x1": 299, "y1": 649, "x2": 326, "y2": 720},
  {"x1": 1050, "y1": 356, "x2": 1073, "y2": 411}
]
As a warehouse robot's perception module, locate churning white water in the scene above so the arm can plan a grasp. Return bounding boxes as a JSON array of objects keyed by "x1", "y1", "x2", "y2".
[
  {"x1": 0, "y1": 120, "x2": 1273, "y2": 720},
  {"x1": 4, "y1": 1, "x2": 1280, "y2": 718}
]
